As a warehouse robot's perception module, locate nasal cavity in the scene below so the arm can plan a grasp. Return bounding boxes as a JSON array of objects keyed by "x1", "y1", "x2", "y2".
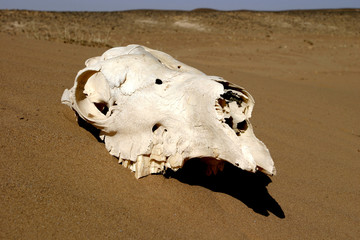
[{"x1": 94, "y1": 102, "x2": 109, "y2": 115}]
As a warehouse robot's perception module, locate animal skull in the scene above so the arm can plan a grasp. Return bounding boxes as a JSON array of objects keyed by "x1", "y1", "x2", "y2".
[{"x1": 61, "y1": 45, "x2": 276, "y2": 178}]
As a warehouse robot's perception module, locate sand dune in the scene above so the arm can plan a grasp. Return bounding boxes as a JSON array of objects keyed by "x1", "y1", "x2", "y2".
[{"x1": 1, "y1": 10, "x2": 359, "y2": 239}]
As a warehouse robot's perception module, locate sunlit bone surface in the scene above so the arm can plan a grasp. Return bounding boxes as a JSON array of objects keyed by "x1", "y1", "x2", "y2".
[{"x1": 61, "y1": 45, "x2": 276, "y2": 178}]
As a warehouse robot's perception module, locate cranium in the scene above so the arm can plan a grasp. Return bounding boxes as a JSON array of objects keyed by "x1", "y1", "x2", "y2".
[{"x1": 61, "y1": 45, "x2": 276, "y2": 178}]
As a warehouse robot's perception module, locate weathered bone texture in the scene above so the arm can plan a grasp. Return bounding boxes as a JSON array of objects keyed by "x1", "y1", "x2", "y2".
[{"x1": 61, "y1": 45, "x2": 276, "y2": 178}]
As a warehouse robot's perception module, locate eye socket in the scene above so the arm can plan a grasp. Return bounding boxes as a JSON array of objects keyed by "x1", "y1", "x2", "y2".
[
  {"x1": 155, "y1": 79, "x2": 163, "y2": 85},
  {"x1": 75, "y1": 70, "x2": 110, "y2": 120}
]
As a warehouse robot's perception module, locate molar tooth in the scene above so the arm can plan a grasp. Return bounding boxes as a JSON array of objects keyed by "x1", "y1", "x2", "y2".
[
  {"x1": 167, "y1": 152, "x2": 183, "y2": 168},
  {"x1": 149, "y1": 160, "x2": 165, "y2": 174},
  {"x1": 135, "y1": 155, "x2": 151, "y2": 179},
  {"x1": 150, "y1": 144, "x2": 166, "y2": 162},
  {"x1": 123, "y1": 160, "x2": 130, "y2": 168}
]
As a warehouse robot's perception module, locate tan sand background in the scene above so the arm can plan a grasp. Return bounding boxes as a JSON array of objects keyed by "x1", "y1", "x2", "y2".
[{"x1": 0, "y1": 9, "x2": 359, "y2": 239}]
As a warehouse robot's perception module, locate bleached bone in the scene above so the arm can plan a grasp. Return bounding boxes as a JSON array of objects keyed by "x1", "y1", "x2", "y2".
[{"x1": 61, "y1": 44, "x2": 276, "y2": 178}]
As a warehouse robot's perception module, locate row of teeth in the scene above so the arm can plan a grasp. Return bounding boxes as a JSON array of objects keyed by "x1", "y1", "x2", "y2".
[
  {"x1": 117, "y1": 151, "x2": 226, "y2": 179},
  {"x1": 117, "y1": 145, "x2": 184, "y2": 178},
  {"x1": 118, "y1": 155, "x2": 169, "y2": 179}
]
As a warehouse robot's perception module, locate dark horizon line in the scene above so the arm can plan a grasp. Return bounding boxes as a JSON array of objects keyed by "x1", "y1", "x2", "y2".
[{"x1": 1, "y1": 7, "x2": 360, "y2": 13}]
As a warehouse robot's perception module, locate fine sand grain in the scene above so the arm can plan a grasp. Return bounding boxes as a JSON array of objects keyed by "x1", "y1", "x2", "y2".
[{"x1": 0, "y1": 9, "x2": 359, "y2": 239}]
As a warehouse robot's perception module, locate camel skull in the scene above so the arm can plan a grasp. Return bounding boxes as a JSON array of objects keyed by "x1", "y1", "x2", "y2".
[{"x1": 61, "y1": 45, "x2": 276, "y2": 178}]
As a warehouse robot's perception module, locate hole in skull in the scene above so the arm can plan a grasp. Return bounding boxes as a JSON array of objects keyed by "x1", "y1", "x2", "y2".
[
  {"x1": 155, "y1": 79, "x2": 163, "y2": 85},
  {"x1": 94, "y1": 102, "x2": 109, "y2": 115},
  {"x1": 237, "y1": 120, "x2": 248, "y2": 131},
  {"x1": 152, "y1": 123, "x2": 162, "y2": 132},
  {"x1": 217, "y1": 98, "x2": 227, "y2": 108},
  {"x1": 221, "y1": 91, "x2": 244, "y2": 107},
  {"x1": 224, "y1": 116, "x2": 233, "y2": 128}
]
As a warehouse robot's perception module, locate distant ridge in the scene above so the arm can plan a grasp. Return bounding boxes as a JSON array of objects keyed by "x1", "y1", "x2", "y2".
[{"x1": 0, "y1": 8, "x2": 358, "y2": 48}]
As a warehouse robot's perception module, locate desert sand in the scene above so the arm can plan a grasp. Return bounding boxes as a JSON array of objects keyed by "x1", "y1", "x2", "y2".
[{"x1": 0, "y1": 9, "x2": 359, "y2": 239}]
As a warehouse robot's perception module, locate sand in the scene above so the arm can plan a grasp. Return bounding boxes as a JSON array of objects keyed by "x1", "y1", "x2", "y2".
[{"x1": 0, "y1": 9, "x2": 359, "y2": 239}]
